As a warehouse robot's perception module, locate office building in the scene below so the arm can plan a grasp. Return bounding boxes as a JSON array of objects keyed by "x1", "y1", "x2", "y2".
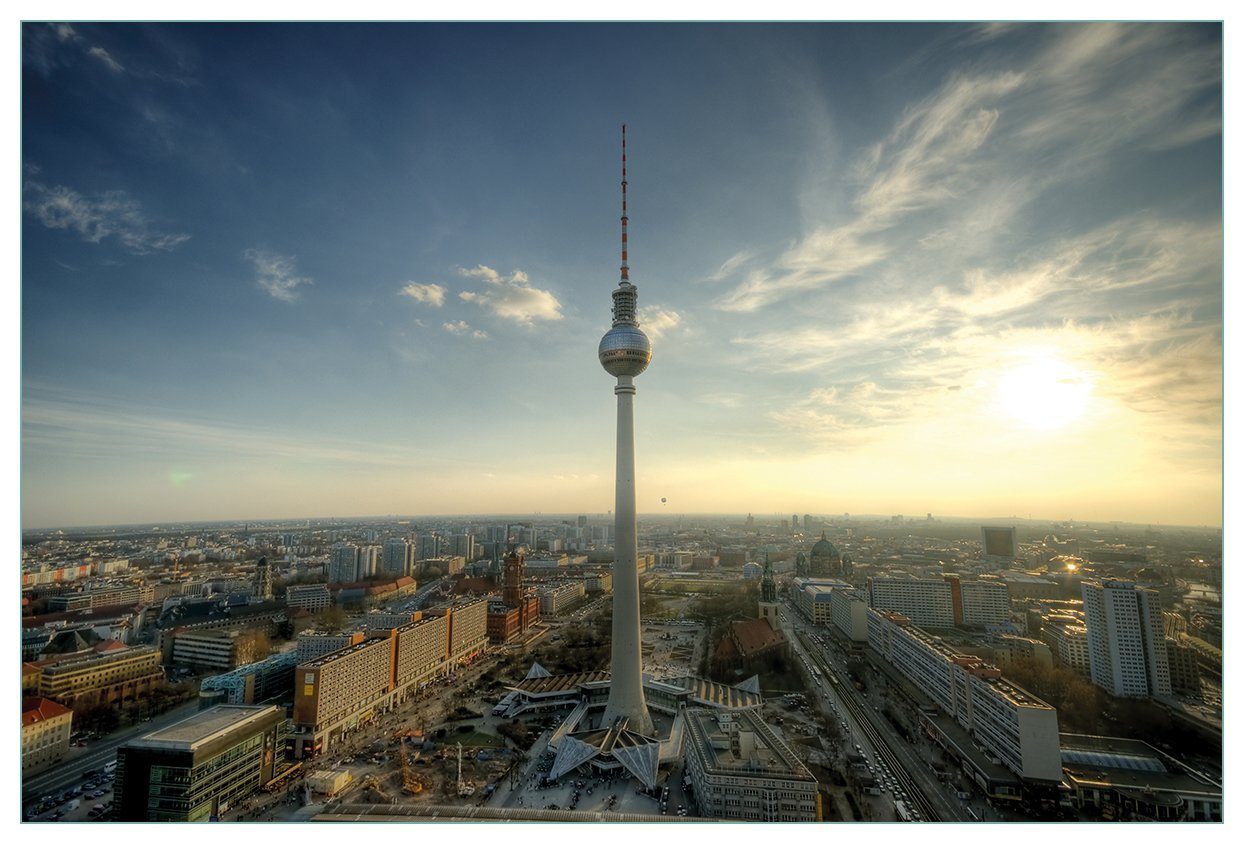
[
  {"x1": 538, "y1": 582, "x2": 585, "y2": 615},
  {"x1": 36, "y1": 644, "x2": 164, "y2": 708},
  {"x1": 682, "y1": 708, "x2": 819, "y2": 821},
  {"x1": 114, "y1": 705, "x2": 289, "y2": 821},
  {"x1": 1082, "y1": 580, "x2": 1171, "y2": 698},
  {"x1": 285, "y1": 583, "x2": 332, "y2": 613},
  {"x1": 22, "y1": 697, "x2": 73, "y2": 776},
  {"x1": 867, "y1": 609, "x2": 1062, "y2": 783}
]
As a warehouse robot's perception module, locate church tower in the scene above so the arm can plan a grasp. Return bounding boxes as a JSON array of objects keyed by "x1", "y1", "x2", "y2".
[{"x1": 758, "y1": 552, "x2": 780, "y2": 629}]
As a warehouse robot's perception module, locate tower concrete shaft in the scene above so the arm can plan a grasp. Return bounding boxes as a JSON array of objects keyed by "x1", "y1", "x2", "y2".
[{"x1": 602, "y1": 374, "x2": 654, "y2": 734}]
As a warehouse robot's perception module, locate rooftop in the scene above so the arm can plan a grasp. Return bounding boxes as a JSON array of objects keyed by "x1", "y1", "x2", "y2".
[
  {"x1": 22, "y1": 696, "x2": 72, "y2": 727},
  {"x1": 125, "y1": 704, "x2": 282, "y2": 753},
  {"x1": 683, "y1": 708, "x2": 814, "y2": 783}
]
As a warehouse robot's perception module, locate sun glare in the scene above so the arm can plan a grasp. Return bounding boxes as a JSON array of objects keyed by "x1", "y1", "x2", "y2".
[{"x1": 995, "y1": 351, "x2": 1093, "y2": 431}]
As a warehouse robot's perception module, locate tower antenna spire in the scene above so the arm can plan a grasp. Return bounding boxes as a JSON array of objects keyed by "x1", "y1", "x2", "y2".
[{"x1": 620, "y1": 123, "x2": 629, "y2": 285}]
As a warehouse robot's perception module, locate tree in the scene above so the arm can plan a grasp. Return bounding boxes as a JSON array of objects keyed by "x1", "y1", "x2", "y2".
[
  {"x1": 236, "y1": 630, "x2": 272, "y2": 664},
  {"x1": 75, "y1": 701, "x2": 120, "y2": 734},
  {"x1": 315, "y1": 605, "x2": 348, "y2": 633}
]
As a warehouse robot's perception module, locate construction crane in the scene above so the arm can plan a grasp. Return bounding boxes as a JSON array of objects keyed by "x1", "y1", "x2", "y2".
[{"x1": 456, "y1": 742, "x2": 475, "y2": 797}]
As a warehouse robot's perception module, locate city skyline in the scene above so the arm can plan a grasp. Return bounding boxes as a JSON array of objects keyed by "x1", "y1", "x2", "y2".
[{"x1": 22, "y1": 22, "x2": 1223, "y2": 529}]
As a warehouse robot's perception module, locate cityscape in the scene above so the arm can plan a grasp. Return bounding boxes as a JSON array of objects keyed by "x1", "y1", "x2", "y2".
[{"x1": 18, "y1": 20, "x2": 1224, "y2": 827}]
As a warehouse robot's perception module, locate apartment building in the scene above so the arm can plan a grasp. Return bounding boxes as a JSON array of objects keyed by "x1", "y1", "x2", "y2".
[
  {"x1": 867, "y1": 609, "x2": 1062, "y2": 783},
  {"x1": 1082, "y1": 580, "x2": 1171, "y2": 698}
]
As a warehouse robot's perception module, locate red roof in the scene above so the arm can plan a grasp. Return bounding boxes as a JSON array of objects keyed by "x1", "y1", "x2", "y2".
[
  {"x1": 93, "y1": 640, "x2": 127, "y2": 653},
  {"x1": 729, "y1": 618, "x2": 788, "y2": 659},
  {"x1": 22, "y1": 697, "x2": 72, "y2": 727}
]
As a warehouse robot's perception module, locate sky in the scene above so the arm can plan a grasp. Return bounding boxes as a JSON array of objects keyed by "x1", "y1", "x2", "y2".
[{"x1": 20, "y1": 22, "x2": 1223, "y2": 529}]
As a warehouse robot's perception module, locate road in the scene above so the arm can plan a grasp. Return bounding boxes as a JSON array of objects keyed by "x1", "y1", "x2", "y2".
[
  {"x1": 781, "y1": 608, "x2": 968, "y2": 822},
  {"x1": 22, "y1": 698, "x2": 203, "y2": 805}
]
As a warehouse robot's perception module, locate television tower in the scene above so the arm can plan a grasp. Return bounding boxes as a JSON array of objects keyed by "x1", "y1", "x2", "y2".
[{"x1": 599, "y1": 124, "x2": 654, "y2": 734}]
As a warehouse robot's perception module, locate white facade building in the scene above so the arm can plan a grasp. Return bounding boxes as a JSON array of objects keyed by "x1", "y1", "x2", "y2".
[
  {"x1": 830, "y1": 588, "x2": 870, "y2": 642},
  {"x1": 1082, "y1": 580, "x2": 1171, "y2": 698},
  {"x1": 867, "y1": 608, "x2": 1062, "y2": 783},
  {"x1": 868, "y1": 577, "x2": 954, "y2": 627}
]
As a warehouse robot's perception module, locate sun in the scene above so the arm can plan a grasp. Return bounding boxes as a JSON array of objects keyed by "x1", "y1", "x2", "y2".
[{"x1": 995, "y1": 351, "x2": 1093, "y2": 431}]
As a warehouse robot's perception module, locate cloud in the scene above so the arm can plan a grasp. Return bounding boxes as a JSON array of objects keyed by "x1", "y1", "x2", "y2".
[
  {"x1": 245, "y1": 249, "x2": 313, "y2": 302},
  {"x1": 457, "y1": 264, "x2": 563, "y2": 325},
  {"x1": 638, "y1": 305, "x2": 683, "y2": 341},
  {"x1": 714, "y1": 24, "x2": 1219, "y2": 313},
  {"x1": 21, "y1": 384, "x2": 487, "y2": 470},
  {"x1": 399, "y1": 282, "x2": 446, "y2": 307},
  {"x1": 23, "y1": 177, "x2": 190, "y2": 254},
  {"x1": 87, "y1": 45, "x2": 124, "y2": 73},
  {"x1": 443, "y1": 320, "x2": 488, "y2": 340},
  {"x1": 26, "y1": 22, "x2": 128, "y2": 78}
]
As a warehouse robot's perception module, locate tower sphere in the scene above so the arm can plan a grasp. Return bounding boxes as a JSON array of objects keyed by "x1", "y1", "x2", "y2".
[{"x1": 599, "y1": 324, "x2": 651, "y2": 377}]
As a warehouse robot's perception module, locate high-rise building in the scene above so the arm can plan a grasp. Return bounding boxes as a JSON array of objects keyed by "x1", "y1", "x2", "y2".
[
  {"x1": 382, "y1": 538, "x2": 414, "y2": 577},
  {"x1": 357, "y1": 545, "x2": 380, "y2": 578},
  {"x1": 597, "y1": 124, "x2": 654, "y2": 735},
  {"x1": 328, "y1": 543, "x2": 359, "y2": 583},
  {"x1": 981, "y1": 526, "x2": 1018, "y2": 564},
  {"x1": 1082, "y1": 580, "x2": 1171, "y2": 698}
]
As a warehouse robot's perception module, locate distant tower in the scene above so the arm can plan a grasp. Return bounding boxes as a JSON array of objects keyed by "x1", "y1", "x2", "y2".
[
  {"x1": 503, "y1": 550, "x2": 525, "y2": 609},
  {"x1": 253, "y1": 556, "x2": 272, "y2": 601},
  {"x1": 758, "y1": 553, "x2": 780, "y2": 629},
  {"x1": 599, "y1": 124, "x2": 654, "y2": 735}
]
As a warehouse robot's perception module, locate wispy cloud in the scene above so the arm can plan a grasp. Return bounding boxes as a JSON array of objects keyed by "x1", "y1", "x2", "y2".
[
  {"x1": 443, "y1": 320, "x2": 488, "y2": 339},
  {"x1": 399, "y1": 282, "x2": 446, "y2": 307},
  {"x1": 23, "y1": 176, "x2": 190, "y2": 254},
  {"x1": 713, "y1": 24, "x2": 1220, "y2": 314},
  {"x1": 22, "y1": 385, "x2": 485, "y2": 470},
  {"x1": 457, "y1": 264, "x2": 563, "y2": 325},
  {"x1": 87, "y1": 45, "x2": 124, "y2": 73},
  {"x1": 245, "y1": 249, "x2": 313, "y2": 302},
  {"x1": 25, "y1": 22, "x2": 127, "y2": 77}
]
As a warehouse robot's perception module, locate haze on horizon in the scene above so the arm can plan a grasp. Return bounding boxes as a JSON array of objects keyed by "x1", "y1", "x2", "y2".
[{"x1": 21, "y1": 23, "x2": 1223, "y2": 530}]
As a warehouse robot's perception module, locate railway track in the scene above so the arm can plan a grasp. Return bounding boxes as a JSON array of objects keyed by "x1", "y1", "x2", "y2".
[{"x1": 796, "y1": 630, "x2": 943, "y2": 822}]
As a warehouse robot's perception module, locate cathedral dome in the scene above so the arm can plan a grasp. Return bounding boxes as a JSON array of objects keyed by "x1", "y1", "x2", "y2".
[{"x1": 810, "y1": 532, "x2": 839, "y2": 559}]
